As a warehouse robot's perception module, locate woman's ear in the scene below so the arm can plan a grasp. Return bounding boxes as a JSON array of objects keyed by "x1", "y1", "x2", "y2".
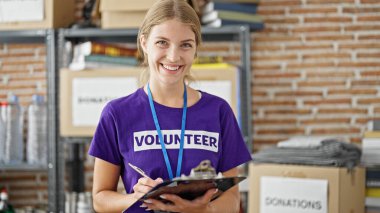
[{"x1": 140, "y1": 35, "x2": 147, "y2": 53}]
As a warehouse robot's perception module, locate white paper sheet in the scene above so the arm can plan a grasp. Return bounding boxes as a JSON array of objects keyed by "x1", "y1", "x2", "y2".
[
  {"x1": 260, "y1": 176, "x2": 328, "y2": 213},
  {"x1": 72, "y1": 77, "x2": 138, "y2": 126},
  {"x1": 0, "y1": 0, "x2": 44, "y2": 22}
]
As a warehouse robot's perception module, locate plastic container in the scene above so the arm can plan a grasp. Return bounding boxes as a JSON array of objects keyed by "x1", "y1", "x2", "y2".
[
  {"x1": 0, "y1": 102, "x2": 7, "y2": 164},
  {"x1": 27, "y1": 95, "x2": 48, "y2": 165},
  {"x1": 4, "y1": 95, "x2": 24, "y2": 164}
]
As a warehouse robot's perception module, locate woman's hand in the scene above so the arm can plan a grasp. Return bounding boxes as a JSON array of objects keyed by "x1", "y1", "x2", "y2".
[
  {"x1": 142, "y1": 188, "x2": 218, "y2": 213},
  {"x1": 132, "y1": 177, "x2": 163, "y2": 200}
]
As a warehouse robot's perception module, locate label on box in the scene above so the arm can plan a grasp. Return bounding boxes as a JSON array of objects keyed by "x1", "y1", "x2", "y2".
[
  {"x1": 190, "y1": 80, "x2": 232, "y2": 104},
  {"x1": 0, "y1": 0, "x2": 44, "y2": 22},
  {"x1": 260, "y1": 176, "x2": 328, "y2": 213},
  {"x1": 72, "y1": 77, "x2": 138, "y2": 126}
]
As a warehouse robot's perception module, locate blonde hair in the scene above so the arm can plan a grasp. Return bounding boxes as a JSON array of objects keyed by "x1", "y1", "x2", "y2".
[{"x1": 137, "y1": 0, "x2": 202, "y2": 85}]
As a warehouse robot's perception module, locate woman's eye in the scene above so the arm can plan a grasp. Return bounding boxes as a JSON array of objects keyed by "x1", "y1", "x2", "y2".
[
  {"x1": 156, "y1": 40, "x2": 168, "y2": 46},
  {"x1": 182, "y1": 43, "x2": 193, "y2": 48}
]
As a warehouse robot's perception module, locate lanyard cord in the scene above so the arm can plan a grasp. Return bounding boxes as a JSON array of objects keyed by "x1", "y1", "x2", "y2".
[{"x1": 147, "y1": 83, "x2": 187, "y2": 180}]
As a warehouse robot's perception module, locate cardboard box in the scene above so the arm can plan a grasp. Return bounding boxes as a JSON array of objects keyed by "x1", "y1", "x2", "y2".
[
  {"x1": 101, "y1": 11, "x2": 147, "y2": 29},
  {"x1": 191, "y1": 64, "x2": 239, "y2": 118},
  {"x1": 60, "y1": 68, "x2": 143, "y2": 136},
  {"x1": 0, "y1": 0, "x2": 75, "y2": 30},
  {"x1": 248, "y1": 163, "x2": 365, "y2": 213},
  {"x1": 100, "y1": 0, "x2": 157, "y2": 11}
]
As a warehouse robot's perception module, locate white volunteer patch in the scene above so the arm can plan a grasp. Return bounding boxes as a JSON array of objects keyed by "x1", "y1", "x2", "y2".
[{"x1": 133, "y1": 130, "x2": 219, "y2": 152}]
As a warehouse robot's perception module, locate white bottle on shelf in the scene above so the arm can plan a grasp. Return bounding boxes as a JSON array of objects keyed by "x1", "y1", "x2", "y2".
[
  {"x1": 0, "y1": 102, "x2": 7, "y2": 164},
  {"x1": 27, "y1": 95, "x2": 48, "y2": 166},
  {"x1": 4, "y1": 95, "x2": 24, "y2": 164}
]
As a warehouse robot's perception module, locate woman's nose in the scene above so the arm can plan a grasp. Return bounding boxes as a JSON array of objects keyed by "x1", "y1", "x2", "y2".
[{"x1": 166, "y1": 46, "x2": 180, "y2": 62}]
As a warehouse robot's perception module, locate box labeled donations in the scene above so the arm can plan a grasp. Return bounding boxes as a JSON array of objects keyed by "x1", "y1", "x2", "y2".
[{"x1": 248, "y1": 163, "x2": 365, "y2": 213}]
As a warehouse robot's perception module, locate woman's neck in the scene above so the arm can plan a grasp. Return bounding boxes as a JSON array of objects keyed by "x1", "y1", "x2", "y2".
[{"x1": 145, "y1": 82, "x2": 185, "y2": 108}]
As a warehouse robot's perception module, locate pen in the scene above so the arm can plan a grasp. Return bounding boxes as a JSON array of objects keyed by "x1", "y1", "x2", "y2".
[{"x1": 128, "y1": 163, "x2": 153, "y2": 180}]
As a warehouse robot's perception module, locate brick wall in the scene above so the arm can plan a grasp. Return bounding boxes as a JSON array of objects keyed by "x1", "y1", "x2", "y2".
[
  {"x1": 1, "y1": 0, "x2": 380, "y2": 209},
  {"x1": 252, "y1": 0, "x2": 380, "y2": 150}
]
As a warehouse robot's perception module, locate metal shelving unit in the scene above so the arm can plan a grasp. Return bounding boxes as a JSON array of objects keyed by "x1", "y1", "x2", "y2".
[{"x1": 0, "y1": 29, "x2": 62, "y2": 212}]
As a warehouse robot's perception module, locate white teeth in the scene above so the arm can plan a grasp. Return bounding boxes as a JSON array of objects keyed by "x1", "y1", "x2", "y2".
[{"x1": 163, "y1": 64, "x2": 180, "y2": 71}]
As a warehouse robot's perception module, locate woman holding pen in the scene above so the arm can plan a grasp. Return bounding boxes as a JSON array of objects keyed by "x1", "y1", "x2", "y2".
[{"x1": 88, "y1": 0, "x2": 251, "y2": 212}]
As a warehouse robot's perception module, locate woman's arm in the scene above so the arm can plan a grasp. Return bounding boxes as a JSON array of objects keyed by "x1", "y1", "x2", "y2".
[
  {"x1": 92, "y1": 158, "x2": 135, "y2": 212},
  {"x1": 207, "y1": 167, "x2": 241, "y2": 213}
]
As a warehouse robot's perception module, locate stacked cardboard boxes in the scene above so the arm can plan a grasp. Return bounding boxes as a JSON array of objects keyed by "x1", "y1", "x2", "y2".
[{"x1": 100, "y1": 0, "x2": 157, "y2": 29}]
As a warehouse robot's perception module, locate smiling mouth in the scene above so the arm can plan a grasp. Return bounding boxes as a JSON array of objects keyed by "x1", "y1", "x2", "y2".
[{"x1": 162, "y1": 64, "x2": 182, "y2": 71}]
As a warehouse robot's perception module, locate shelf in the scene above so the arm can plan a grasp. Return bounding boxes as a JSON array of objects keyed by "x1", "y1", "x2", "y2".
[
  {"x1": 59, "y1": 25, "x2": 253, "y2": 42},
  {"x1": 0, "y1": 29, "x2": 52, "y2": 43},
  {"x1": 0, "y1": 163, "x2": 48, "y2": 171}
]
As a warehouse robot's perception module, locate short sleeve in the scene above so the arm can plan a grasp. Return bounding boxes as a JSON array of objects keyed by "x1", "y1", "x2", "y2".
[
  {"x1": 218, "y1": 102, "x2": 252, "y2": 172},
  {"x1": 88, "y1": 103, "x2": 122, "y2": 165}
]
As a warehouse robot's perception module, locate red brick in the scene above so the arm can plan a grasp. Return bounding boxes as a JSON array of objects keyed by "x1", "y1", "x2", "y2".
[
  {"x1": 375, "y1": 107, "x2": 380, "y2": 114},
  {"x1": 257, "y1": 128, "x2": 305, "y2": 135},
  {"x1": 356, "y1": 117, "x2": 380, "y2": 124},
  {"x1": 259, "y1": 0, "x2": 302, "y2": 6},
  {"x1": 265, "y1": 108, "x2": 312, "y2": 115},
  {"x1": 300, "y1": 118, "x2": 351, "y2": 125},
  {"x1": 357, "y1": 52, "x2": 380, "y2": 58},
  {"x1": 253, "y1": 100, "x2": 296, "y2": 107},
  {"x1": 307, "y1": 71, "x2": 354, "y2": 78},
  {"x1": 305, "y1": 34, "x2": 353, "y2": 41},
  {"x1": 343, "y1": 7, "x2": 380, "y2": 13},
  {"x1": 361, "y1": 0, "x2": 380, "y2": 3},
  {"x1": 340, "y1": 43, "x2": 380, "y2": 49},
  {"x1": 253, "y1": 35, "x2": 301, "y2": 43},
  {"x1": 357, "y1": 15, "x2": 380, "y2": 22},
  {"x1": 352, "y1": 80, "x2": 380, "y2": 87},
  {"x1": 257, "y1": 8, "x2": 286, "y2": 15},
  {"x1": 292, "y1": 26, "x2": 341, "y2": 33},
  {"x1": 311, "y1": 127, "x2": 361, "y2": 134},
  {"x1": 252, "y1": 81, "x2": 292, "y2": 88},
  {"x1": 253, "y1": 54, "x2": 298, "y2": 62},
  {"x1": 263, "y1": 17, "x2": 299, "y2": 24},
  {"x1": 304, "y1": 98, "x2": 352, "y2": 106},
  {"x1": 328, "y1": 88, "x2": 378, "y2": 95},
  {"x1": 357, "y1": 98, "x2": 380, "y2": 105},
  {"x1": 286, "y1": 44, "x2": 333, "y2": 51},
  {"x1": 307, "y1": 0, "x2": 355, "y2": 3},
  {"x1": 287, "y1": 62, "x2": 335, "y2": 69},
  {"x1": 361, "y1": 70, "x2": 380, "y2": 77},
  {"x1": 358, "y1": 34, "x2": 380, "y2": 40},
  {"x1": 318, "y1": 108, "x2": 367, "y2": 114},
  {"x1": 252, "y1": 64, "x2": 282, "y2": 71},
  {"x1": 303, "y1": 52, "x2": 351, "y2": 60},
  {"x1": 253, "y1": 72, "x2": 301, "y2": 79},
  {"x1": 254, "y1": 118, "x2": 297, "y2": 125},
  {"x1": 253, "y1": 90, "x2": 267, "y2": 97},
  {"x1": 338, "y1": 62, "x2": 380, "y2": 68},
  {"x1": 252, "y1": 44, "x2": 283, "y2": 51},
  {"x1": 275, "y1": 90, "x2": 323, "y2": 97},
  {"x1": 345, "y1": 25, "x2": 380, "y2": 31},
  {"x1": 298, "y1": 80, "x2": 347, "y2": 88},
  {"x1": 304, "y1": 16, "x2": 352, "y2": 23},
  {"x1": 290, "y1": 7, "x2": 337, "y2": 14}
]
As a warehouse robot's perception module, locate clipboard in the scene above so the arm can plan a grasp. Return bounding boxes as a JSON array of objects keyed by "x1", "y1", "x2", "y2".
[{"x1": 139, "y1": 176, "x2": 246, "y2": 202}]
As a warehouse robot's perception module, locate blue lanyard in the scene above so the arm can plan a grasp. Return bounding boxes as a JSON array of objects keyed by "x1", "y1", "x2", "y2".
[{"x1": 147, "y1": 83, "x2": 187, "y2": 180}]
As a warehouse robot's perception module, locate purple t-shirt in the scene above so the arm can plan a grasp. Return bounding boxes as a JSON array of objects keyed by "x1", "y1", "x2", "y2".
[{"x1": 88, "y1": 87, "x2": 251, "y2": 212}]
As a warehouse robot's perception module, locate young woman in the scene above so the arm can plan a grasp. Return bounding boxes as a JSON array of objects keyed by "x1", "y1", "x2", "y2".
[{"x1": 88, "y1": 0, "x2": 251, "y2": 212}]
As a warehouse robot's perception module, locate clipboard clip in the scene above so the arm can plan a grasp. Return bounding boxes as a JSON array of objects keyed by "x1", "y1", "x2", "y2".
[{"x1": 182, "y1": 160, "x2": 219, "y2": 179}]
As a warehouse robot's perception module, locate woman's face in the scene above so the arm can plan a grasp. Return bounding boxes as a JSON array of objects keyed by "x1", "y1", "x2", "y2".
[{"x1": 140, "y1": 19, "x2": 197, "y2": 87}]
